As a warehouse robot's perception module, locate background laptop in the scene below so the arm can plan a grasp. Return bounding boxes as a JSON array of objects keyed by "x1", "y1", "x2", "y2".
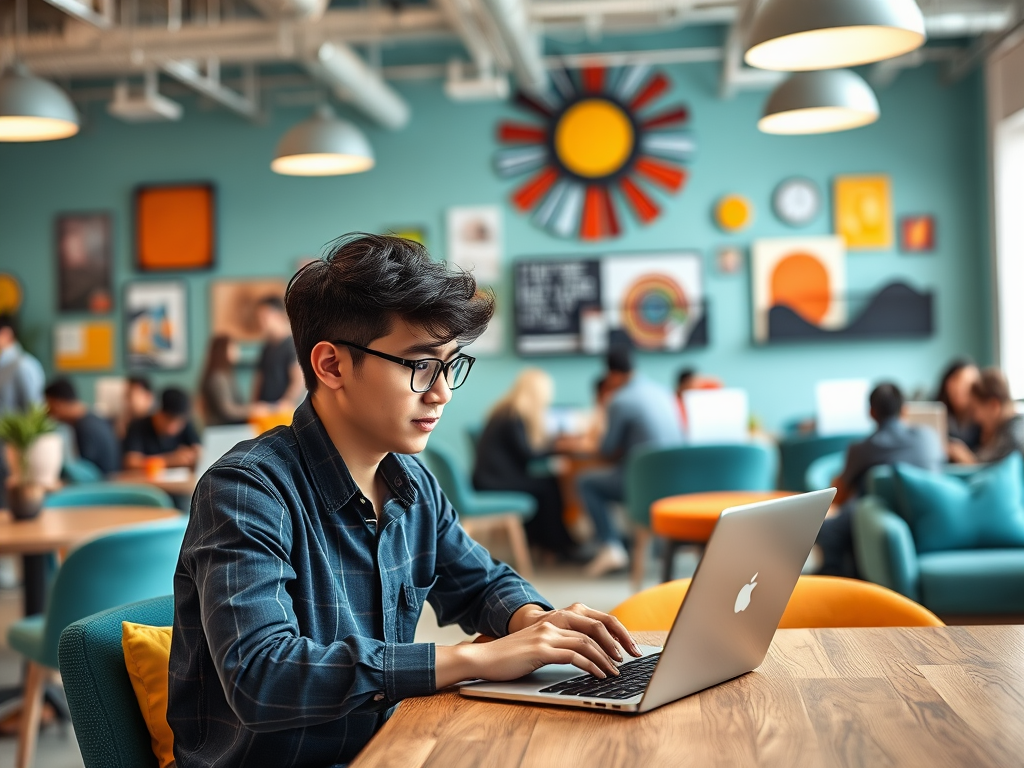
[{"x1": 461, "y1": 489, "x2": 835, "y2": 714}]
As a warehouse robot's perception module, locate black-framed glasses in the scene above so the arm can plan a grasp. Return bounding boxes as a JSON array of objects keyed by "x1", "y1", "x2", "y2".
[{"x1": 331, "y1": 340, "x2": 476, "y2": 393}]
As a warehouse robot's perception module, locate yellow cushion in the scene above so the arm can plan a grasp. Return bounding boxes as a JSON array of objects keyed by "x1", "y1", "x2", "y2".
[{"x1": 121, "y1": 622, "x2": 175, "y2": 768}]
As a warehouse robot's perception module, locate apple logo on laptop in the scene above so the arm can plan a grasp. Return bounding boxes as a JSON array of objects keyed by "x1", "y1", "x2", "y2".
[{"x1": 734, "y1": 573, "x2": 758, "y2": 613}]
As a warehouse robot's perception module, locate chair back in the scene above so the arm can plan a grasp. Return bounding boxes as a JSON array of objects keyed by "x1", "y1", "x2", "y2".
[
  {"x1": 62, "y1": 458, "x2": 104, "y2": 484},
  {"x1": 804, "y1": 451, "x2": 845, "y2": 491},
  {"x1": 420, "y1": 444, "x2": 471, "y2": 509},
  {"x1": 610, "y1": 574, "x2": 944, "y2": 632},
  {"x1": 44, "y1": 482, "x2": 174, "y2": 509},
  {"x1": 39, "y1": 517, "x2": 187, "y2": 668},
  {"x1": 625, "y1": 443, "x2": 778, "y2": 527},
  {"x1": 778, "y1": 434, "x2": 860, "y2": 491},
  {"x1": 59, "y1": 595, "x2": 173, "y2": 768}
]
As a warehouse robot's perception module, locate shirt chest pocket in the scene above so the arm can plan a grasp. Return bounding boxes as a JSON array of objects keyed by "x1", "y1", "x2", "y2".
[{"x1": 397, "y1": 576, "x2": 438, "y2": 643}]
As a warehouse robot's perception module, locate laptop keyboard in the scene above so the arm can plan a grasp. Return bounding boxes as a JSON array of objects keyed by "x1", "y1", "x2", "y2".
[{"x1": 538, "y1": 653, "x2": 661, "y2": 700}]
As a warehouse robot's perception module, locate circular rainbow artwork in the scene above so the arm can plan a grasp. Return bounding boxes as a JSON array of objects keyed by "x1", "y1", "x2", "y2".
[
  {"x1": 621, "y1": 274, "x2": 691, "y2": 349},
  {"x1": 494, "y1": 65, "x2": 695, "y2": 241}
]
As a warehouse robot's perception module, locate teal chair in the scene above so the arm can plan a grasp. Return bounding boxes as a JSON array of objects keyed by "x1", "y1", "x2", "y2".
[
  {"x1": 853, "y1": 460, "x2": 1024, "y2": 616},
  {"x1": 61, "y1": 458, "x2": 104, "y2": 484},
  {"x1": 625, "y1": 443, "x2": 779, "y2": 588},
  {"x1": 420, "y1": 445, "x2": 536, "y2": 577},
  {"x1": 59, "y1": 596, "x2": 172, "y2": 768},
  {"x1": 7, "y1": 518, "x2": 187, "y2": 768},
  {"x1": 44, "y1": 482, "x2": 174, "y2": 510},
  {"x1": 805, "y1": 451, "x2": 846, "y2": 491},
  {"x1": 778, "y1": 433, "x2": 862, "y2": 491}
]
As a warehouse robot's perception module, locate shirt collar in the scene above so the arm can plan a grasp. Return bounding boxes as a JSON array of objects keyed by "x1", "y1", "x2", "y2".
[
  {"x1": 0, "y1": 342, "x2": 22, "y2": 365},
  {"x1": 290, "y1": 395, "x2": 417, "y2": 513}
]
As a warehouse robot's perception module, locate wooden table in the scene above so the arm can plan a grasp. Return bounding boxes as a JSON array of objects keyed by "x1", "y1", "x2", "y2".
[
  {"x1": 112, "y1": 469, "x2": 197, "y2": 498},
  {"x1": 351, "y1": 626, "x2": 1024, "y2": 768},
  {"x1": 0, "y1": 505, "x2": 181, "y2": 614},
  {"x1": 652, "y1": 491, "x2": 796, "y2": 582}
]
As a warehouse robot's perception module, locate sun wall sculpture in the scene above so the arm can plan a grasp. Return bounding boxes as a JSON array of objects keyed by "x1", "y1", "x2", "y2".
[{"x1": 494, "y1": 65, "x2": 695, "y2": 241}]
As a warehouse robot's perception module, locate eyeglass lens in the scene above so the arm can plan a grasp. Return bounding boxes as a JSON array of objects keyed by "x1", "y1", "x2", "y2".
[{"x1": 411, "y1": 357, "x2": 471, "y2": 392}]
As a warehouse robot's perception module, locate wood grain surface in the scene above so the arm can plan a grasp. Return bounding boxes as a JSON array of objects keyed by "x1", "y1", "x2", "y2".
[
  {"x1": 0, "y1": 506, "x2": 181, "y2": 554},
  {"x1": 350, "y1": 627, "x2": 1024, "y2": 768}
]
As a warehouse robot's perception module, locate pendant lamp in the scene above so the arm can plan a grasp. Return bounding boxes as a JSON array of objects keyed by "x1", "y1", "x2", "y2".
[
  {"x1": 0, "y1": 65, "x2": 80, "y2": 142},
  {"x1": 759, "y1": 70, "x2": 879, "y2": 135},
  {"x1": 745, "y1": 0, "x2": 926, "y2": 71},
  {"x1": 271, "y1": 105, "x2": 374, "y2": 176}
]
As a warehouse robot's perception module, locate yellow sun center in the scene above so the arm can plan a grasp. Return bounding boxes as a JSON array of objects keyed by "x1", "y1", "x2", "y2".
[{"x1": 554, "y1": 98, "x2": 635, "y2": 178}]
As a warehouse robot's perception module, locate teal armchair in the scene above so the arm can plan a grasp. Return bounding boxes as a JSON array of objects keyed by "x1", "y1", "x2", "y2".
[
  {"x1": 778, "y1": 433, "x2": 861, "y2": 491},
  {"x1": 58, "y1": 596, "x2": 173, "y2": 768},
  {"x1": 44, "y1": 482, "x2": 175, "y2": 509},
  {"x1": 420, "y1": 444, "x2": 536, "y2": 577},
  {"x1": 853, "y1": 463, "x2": 1024, "y2": 616}
]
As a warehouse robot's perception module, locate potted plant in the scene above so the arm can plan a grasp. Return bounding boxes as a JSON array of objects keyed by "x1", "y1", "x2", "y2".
[{"x1": 0, "y1": 403, "x2": 62, "y2": 520}]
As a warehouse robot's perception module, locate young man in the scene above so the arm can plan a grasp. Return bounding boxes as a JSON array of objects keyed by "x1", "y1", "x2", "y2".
[
  {"x1": 576, "y1": 346, "x2": 683, "y2": 577},
  {"x1": 252, "y1": 295, "x2": 305, "y2": 410},
  {"x1": 122, "y1": 386, "x2": 201, "y2": 471},
  {"x1": 116, "y1": 374, "x2": 156, "y2": 440},
  {"x1": 948, "y1": 367, "x2": 1024, "y2": 464},
  {"x1": 0, "y1": 315, "x2": 45, "y2": 505},
  {"x1": 44, "y1": 378, "x2": 121, "y2": 475},
  {"x1": 168, "y1": 235, "x2": 638, "y2": 768}
]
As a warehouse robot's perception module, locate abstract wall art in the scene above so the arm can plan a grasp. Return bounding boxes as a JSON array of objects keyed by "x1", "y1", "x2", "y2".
[
  {"x1": 210, "y1": 279, "x2": 287, "y2": 343},
  {"x1": 495, "y1": 65, "x2": 695, "y2": 240},
  {"x1": 834, "y1": 175, "x2": 893, "y2": 249},
  {"x1": 714, "y1": 194, "x2": 754, "y2": 233},
  {"x1": 900, "y1": 215, "x2": 936, "y2": 253},
  {"x1": 447, "y1": 206, "x2": 502, "y2": 285},
  {"x1": 124, "y1": 281, "x2": 188, "y2": 369},
  {"x1": 54, "y1": 320, "x2": 115, "y2": 371},
  {"x1": 56, "y1": 212, "x2": 113, "y2": 313},
  {"x1": 135, "y1": 183, "x2": 216, "y2": 271}
]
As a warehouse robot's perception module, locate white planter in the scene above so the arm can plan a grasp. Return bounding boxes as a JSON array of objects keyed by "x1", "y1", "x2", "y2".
[{"x1": 5, "y1": 433, "x2": 65, "y2": 490}]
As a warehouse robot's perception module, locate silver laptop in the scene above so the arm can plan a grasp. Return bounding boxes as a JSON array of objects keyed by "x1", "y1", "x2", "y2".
[
  {"x1": 460, "y1": 488, "x2": 835, "y2": 714},
  {"x1": 194, "y1": 424, "x2": 258, "y2": 481}
]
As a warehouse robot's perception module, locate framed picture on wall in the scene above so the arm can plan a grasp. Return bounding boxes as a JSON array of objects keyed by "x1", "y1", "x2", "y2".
[
  {"x1": 124, "y1": 280, "x2": 188, "y2": 369},
  {"x1": 135, "y1": 183, "x2": 216, "y2": 271},
  {"x1": 209, "y1": 279, "x2": 287, "y2": 343},
  {"x1": 900, "y1": 215, "x2": 936, "y2": 253},
  {"x1": 56, "y1": 212, "x2": 114, "y2": 313}
]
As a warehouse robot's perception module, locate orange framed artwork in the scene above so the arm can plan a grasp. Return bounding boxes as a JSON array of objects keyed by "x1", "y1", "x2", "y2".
[{"x1": 135, "y1": 183, "x2": 216, "y2": 271}]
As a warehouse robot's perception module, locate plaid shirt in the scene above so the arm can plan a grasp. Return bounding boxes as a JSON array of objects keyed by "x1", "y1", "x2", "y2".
[{"x1": 168, "y1": 397, "x2": 550, "y2": 767}]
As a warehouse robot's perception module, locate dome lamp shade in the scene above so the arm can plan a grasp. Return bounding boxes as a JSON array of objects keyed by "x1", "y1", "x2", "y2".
[
  {"x1": 759, "y1": 70, "x2": 880, "y2": 135},
  {"x1": 271, "y1": 105, "x2": 375, "y2": 176},
  {"x1": 0, "y1": 66, "x2": 80, "y2": 142},
  {"x1": 745, "y1": 0, "x2": 926, "y2": 71}
]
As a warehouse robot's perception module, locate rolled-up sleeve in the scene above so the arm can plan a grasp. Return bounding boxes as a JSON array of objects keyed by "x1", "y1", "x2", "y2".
[{"x1": 182, "y1": 466, "x2": 435, "y2": 731}]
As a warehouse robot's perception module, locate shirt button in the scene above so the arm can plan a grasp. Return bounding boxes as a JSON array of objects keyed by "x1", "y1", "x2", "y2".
[
  {"x1": 360, "y1": 498, "x2": 366, "y2": 504},
  {"x1": 373, "y1": 693, "x2": 385, "y2": 701}
]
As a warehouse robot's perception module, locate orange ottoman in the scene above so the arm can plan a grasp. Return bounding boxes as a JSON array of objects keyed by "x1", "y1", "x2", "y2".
[{"x1": 650, "y1": 491, "x2": 795, "y2": 581}]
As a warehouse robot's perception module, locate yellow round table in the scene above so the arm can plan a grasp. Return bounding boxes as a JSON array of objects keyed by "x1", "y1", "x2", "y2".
[{"x1": 650, "y1": 490, "x2": 796, "y2": 581}]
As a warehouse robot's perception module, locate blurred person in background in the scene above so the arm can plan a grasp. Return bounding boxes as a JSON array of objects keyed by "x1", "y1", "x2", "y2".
[
  {"x1": 116, "y1": 374, "x2": 156, "y2": 439},
  {"x1": 44, "y1": 378, "x2": 120, "y2": 475},
  {"x1": 949, "y1": 368, "x2": 1024, "y2": 464},
  {"x1": 576, "y1": 346, "x2": 683, "y2": 577},
  {"x1": 200, "y1": 335, "x2": 263, "y2": 426},
  {"x1": 675, "y1": 366, "x2": 722, "y2": 433},
  {"x1": 936, "y1": 358, "x2": 981, "y2": 459},
  {"x1": 473, "y1": 369, "x2": 578, "y2": 561},
  {"x1": 123, "y1": 386, "x2": 201, "y2": 471},
  {"x1": 252, "y1": 295, "x2": 304, "y2": 411},
  {"x1": 0, "y1": 314, "x2": 44, "y2": 506}
]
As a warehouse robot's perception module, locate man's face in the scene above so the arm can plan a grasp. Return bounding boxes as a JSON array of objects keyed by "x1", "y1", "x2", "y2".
[
  {"x1": 45, "y1": 397, "x2": 73, "y2": 423},
  {"x1": 970, "y1": 396, "x2": 1002, "y2": 431},
  {"x1": 258, "y1": 306, "x2": 286, "y2": 338},
  {"x1": 336, "y1": 319, "x2": 457, "y2": 456},
  {"x1": 154, "y1": 411, "x2": 187, "y2": 437},
  {"x1": 128, "y1": 384, "x2": 154, "y2": 418}
]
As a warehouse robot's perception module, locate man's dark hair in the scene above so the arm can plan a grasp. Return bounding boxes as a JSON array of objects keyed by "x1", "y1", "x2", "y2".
[
  {"x1": 677, "y1": 367, "x2": 697, "y2": 389},
  {"x1": 127, "y1": 375, "x2": 152, "y2": 393},
  {"x1": 257, "y1": 295, "x2": 286, "y2": 312},
  {"x1": 606, "y1": 345, "x2": 633, "y2": 374},
  {"x1": 869, "y1": 382, "x2": 904, "y2": 423},
  {"x1": 971, "y1": 367, "x2": 1013, "y2": 406},
  {"x1": 44, "y1": 378, "x2": 77, "y2": 402},
  {"x1": 0, "y1": 314, "x2": 18, "y2": 336},
  {"x1": 161, "y1": 387, "x2": 191, "y2": 417},
  {"x1": 285, "y1": 233, "x2": 494, "y2": 391}
]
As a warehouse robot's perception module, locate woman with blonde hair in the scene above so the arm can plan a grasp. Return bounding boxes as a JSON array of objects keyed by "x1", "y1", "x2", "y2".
[{"x1": 473, "y1": 368, "x2": 577, "y2": 560}]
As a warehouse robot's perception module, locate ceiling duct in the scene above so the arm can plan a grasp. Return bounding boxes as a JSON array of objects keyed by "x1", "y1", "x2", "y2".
[
  {"x1": 246, "y1": 0, "x2": 328, "y2": 21},
  {"x1": 304, "y1": 42, "x2": 410, "y2": 130},
  {"x1": 477, "y1": 0, "x2": 547, "y2": 92},
  {"x1": 108, "y1": 70, "x2": 183, "y2": 121}
]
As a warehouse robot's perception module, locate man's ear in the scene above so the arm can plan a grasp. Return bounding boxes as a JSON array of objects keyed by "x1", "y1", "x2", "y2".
[{"x1": 310, "y1": 341, "x2": 349, "y2": 392}]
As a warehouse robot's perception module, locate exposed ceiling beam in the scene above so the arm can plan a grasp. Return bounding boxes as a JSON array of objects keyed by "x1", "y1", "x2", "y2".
[
  {"x1": 477, "y1": 0, "x2": 546, "y2": 92},
  {"x1": 718, "y1": 0, "x2": 782, "y2": 98},
  {"x1": 433, "y1": 0, "x2": 499, "y2": 72},
  {"x1": 303, "y1": 42, "x2": 410, "y2": 129},
  {"x1": 161, "y1": 59, "x2": 259, "y2": 117},
  {"x1": 39, "y1": 0, "x2": 113, "y2": 29}
]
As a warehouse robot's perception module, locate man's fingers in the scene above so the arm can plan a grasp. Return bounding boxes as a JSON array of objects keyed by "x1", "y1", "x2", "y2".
[
  {"x1": 550, "y1": 629, "x2": 619, "y2": 676},
  {"x1": 561, "y1": 614, "x2": 623, "y2": 661},
  {"x1": 551, "y1": 649, "x2": 605, "y2": 679},
  {"x1": 575, "y1": 606, "x2": 642, "y2": 657}
]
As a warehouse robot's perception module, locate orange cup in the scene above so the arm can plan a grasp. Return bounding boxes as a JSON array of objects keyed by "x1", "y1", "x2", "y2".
[{"x1": 143, "y1": 456, "x2": 165, "y2": 480}]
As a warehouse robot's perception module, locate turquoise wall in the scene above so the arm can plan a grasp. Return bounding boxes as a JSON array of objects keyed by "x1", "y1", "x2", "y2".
[{"x1": 0, "y1": 62, "x2": 989, "y2": 462}]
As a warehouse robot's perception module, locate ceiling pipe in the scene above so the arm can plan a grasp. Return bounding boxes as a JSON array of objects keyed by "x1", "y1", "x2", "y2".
[
  {"x1": 476, "y1": 0, "x2": 547, "y2": 92},
  {"x1": 433, "y1": 0, "x2": 499, "y2": 73},
  {"x1": 161, "y1": 59, "x2": 259, "y2": 117},
  {"x1": 246, "y1": 0, "x2": 328, "y2": 21},
  {"x1": 39, "y1": 0, "x2": 113, "y2": 28},
  {"x1": 303, "y1": 43, "x2": 410, "y2": 130}
]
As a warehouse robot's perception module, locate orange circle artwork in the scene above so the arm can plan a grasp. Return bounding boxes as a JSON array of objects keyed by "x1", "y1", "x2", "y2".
[{"x1": 770, "y1": 253, "x2": 831, "y2": 325}]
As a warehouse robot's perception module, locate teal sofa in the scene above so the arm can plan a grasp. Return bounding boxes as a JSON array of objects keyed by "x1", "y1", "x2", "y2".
[{"x1": 852, "y1": 461, "x2": 1024, "y2": 615}]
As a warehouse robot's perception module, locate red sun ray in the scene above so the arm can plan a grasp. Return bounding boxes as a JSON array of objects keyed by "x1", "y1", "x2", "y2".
[
  {"x1": 498, "y1": 121, "x2": 547, "y2": 143},
  {"x1": 619, "y1": 177, "x2": 660, "y2": 224},
  {"x1": 515, "y1": 92, "x2": 553, "y2": 119},
  {"x1": 641, "y1": 106, "x2": 689, "y2": 130},
  {"x1": 603, "y1": 186, "x2": 621, "y2": 237},
  {"x1": 511, "y1": 167, "x2": 559, "y2": 211},
  {"x1": 629, "y1": 72, "x2": 669, "y2": 112},
  {"x1": 582, "y1": 66, "x2": 605, "y2": 94},
  {"x1": 634, "y1": 157, "x2": 688, "y2": 192},
  {"x1": 580, "y1": 186, "x2": 612, "y2": 240}
]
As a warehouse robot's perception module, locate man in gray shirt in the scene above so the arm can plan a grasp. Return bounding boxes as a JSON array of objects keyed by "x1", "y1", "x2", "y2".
[
  {"x1": 0, "y1": 315, "x2": 45, "y2": 504},
  {"x1": 578, "y1": 347, "x2": 683, "y2": 577},
  {"x1": 818, "y1": 382, "x2": 943, "y2": 576}
]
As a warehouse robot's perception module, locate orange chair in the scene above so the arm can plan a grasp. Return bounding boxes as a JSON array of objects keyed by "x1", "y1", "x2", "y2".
[
  {"x1": 249, "y1": 410, "x2": 293, "y2": 435},
  {"x1": 610, "y1": 575, "x2": 944, "y2": 632}
]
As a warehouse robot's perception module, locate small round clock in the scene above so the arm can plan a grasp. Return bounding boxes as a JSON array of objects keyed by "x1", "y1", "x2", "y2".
[{"x1": 773, "y1": 177, "x2": 821, "y2": 227}]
